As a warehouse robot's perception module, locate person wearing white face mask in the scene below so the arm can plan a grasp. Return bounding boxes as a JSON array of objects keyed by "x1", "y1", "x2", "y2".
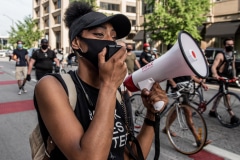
[
  {"x1": 139, "y1": 43, "x2": 152, "y2": 67},
  {"x1": 12, "y1": 40, "x2": 29, "y2": 95}
]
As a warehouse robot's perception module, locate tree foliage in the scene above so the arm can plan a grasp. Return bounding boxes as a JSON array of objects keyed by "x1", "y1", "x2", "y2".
[
  {"x1": 8, "y1": 15, "x2": 43, "y2": 49},
  {"x1": 145, "y1": 0, "x2": 211, "y2": 45}
]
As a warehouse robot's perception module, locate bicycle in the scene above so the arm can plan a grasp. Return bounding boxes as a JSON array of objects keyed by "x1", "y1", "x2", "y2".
[
  {"x1": 129, "y1": 82, "x2": 208, "y2": 155},
  {"x1": 189, "y1": 77, "x2": 240, "y2": 128}
]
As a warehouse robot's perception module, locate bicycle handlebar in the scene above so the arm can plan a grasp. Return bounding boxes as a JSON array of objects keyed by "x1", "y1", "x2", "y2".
[
  {"x1": 218, "y1": 77, "x2": 238, "y2": 83},
  {"x1": 167, "y1": 81, "x2": 193, "y2": 99}
]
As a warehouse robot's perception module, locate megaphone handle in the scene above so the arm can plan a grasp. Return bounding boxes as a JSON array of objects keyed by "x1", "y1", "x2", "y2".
[{"x1": 137, "y1": 78, "x2": 165, "y2": 111}]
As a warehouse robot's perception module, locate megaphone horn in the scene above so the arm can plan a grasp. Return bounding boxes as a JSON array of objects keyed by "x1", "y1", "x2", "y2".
[{"x1": 123, "y1": 31, "x2": 209, "y2": 110}]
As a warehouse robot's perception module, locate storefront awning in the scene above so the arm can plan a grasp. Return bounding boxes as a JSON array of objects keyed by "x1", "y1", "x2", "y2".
[
  {"x1": 205, "y1": 21, "x2": 240, "y2": 37},
  {"x1": 133, "y1": 30, "x2": 152, "y2": 41},
  {"x1": 133, "y1": 30, "x2": 144, "y2": 41}
]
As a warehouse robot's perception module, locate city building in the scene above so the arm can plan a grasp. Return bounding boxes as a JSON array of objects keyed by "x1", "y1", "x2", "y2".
[
  {"x1": 204, "y1": 0, "x2": 240, "y2": 51},
  {"x1": 32, "y1": 0, "x2": 142, "y2": 54},
  {"x1": 32, "y1": 0, "x2": 240, "y2": 54},
  {"x1": 33, "y1": 0, "x2": 69, "y2": 54}
]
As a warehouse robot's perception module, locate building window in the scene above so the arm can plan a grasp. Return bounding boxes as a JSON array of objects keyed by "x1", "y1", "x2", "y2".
[
  {"x1": 54, "y1": 0, "x2": 61, "y2": 9},
  {"x1": 36, "y1": 22, "x2": 39, "y2": 28},
  {"x1": 54, "y1": 15, "x2": 61, "y2": 24},
  {"x1": 44, "y1": 19, "x2": 49, "y2": 27},
  {"x1": 44, "y1": 6, "x2": 49, "y2": 14},
  {"x1": 35, "y1": 10, "x2": 40, "y2": 17},
  {"x1": 100, "y1": 2, "x2": 120, "y2": 11},
  {"x1": 131, "y1": 20, "x2": 136, "y2": 26},
  {"x1": 126, "y1": 6, "x2": 136, "y2": 13},
  {"x1": 35, "y1": 0, "x2": 40, "y2": 5}
]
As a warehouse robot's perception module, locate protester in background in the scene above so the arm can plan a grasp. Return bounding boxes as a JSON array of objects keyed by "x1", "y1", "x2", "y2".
[
  {"x1": 8, "y1": 50, "x2": 13, "y2": 61},
  {"x1": 12, "y1": 40, "x2": 29, "y2": 95},
  {"x1": 67, "y1": 52, "x2": 76, "y2": 67},
  {"x1": 26, "y1": 39, "x2": 60, "y2": 81},
  {"x1": 33, "y1": 1, "x2": 168, "y2": 159},
  {"x1": 151, "y1": 47, "x2": 158, "y2": 61},
  {"x1": 139, "y1": 43, "x2": 152, "y2": 67},
  {"x1": 125, "y1": 44, "x2": 141, "y2": 74},
  {"x1": 209, "y1": 38, "x2": 239, "y2": 124},
  {"x1": 125, "y1": 43, "x2": 141, "y2": 96},
  {"x1": 53, "y1": 48, "x2": 58, "y2": 55}
]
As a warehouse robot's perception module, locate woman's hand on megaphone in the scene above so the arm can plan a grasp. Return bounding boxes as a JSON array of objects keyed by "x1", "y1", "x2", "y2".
[{"x1": 141, "y1": 82, "x2": 168, "y2": 114}]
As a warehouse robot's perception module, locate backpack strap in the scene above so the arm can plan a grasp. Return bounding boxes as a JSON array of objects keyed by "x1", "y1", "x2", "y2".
[
  {"x1": 217, "y1": 51, "x2": 226, "y2": 69},
  {"x1": 61, "y1": 74, "x2": 77, "y2": 110}
]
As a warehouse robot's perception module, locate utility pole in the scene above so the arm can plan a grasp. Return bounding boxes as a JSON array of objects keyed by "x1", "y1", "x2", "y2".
[
  {"x1": 142, "y1": 1, "x2": 146, "y2": 44},
  {"x1": 3, "y1": 14, "x2": 14, "y2": 28}
]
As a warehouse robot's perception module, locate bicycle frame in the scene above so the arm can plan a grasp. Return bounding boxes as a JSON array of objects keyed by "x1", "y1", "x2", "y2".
[
  {"x1": 160, "y1": 92, "x2": 190, "y2": 120},
  {"x1": 195, "y1": 79, "x2": 231, "y2": 107}
]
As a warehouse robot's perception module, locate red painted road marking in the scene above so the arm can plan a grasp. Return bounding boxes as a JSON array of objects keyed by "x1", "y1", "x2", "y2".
[
  {"x1": 0, "y1": 80, "x2": 17, "y2": 85},
  {"x1": 189, "y1": 150, "x2": 224, "y2": 160},
  {"x1": 0, "y1": 71, "x2": 4, "y2": 74},
  {"x1": 0, "y1": 100, "x2": 35, "y2": 114}
]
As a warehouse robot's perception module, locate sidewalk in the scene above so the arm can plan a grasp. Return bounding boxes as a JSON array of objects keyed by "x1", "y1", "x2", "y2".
[{"x1": 0, "y1": 67, "x2": 37, "y2": 160}]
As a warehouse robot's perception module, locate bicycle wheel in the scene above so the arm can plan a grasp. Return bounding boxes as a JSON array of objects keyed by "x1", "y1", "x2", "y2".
[
  {"x1": 215, "y1": 92, "x2": 240, "y2": 128},
  {"x1": 165, "y1": 104, "x2": 207, "y2": 155},
  {"x1": 128, "y1": 93, "x2": 146, "y2": 132}
]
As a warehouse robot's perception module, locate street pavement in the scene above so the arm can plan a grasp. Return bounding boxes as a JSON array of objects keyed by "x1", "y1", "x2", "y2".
[{"x1": 0, "y1": 57, "x2": 240, "y2": 160}]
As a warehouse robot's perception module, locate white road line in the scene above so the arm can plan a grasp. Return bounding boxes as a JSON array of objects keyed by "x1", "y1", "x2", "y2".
[
  {"x1": 204, "y1": 144, "x2": 240, "y2": 160},
  {"x1": 32, "y1": 79, "x2": 37, "y2": 82}
]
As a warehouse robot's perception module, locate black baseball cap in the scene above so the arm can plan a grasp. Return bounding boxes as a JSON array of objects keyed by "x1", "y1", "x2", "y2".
[
  {"x1": 41, "y1": 39, "x2": 48, "y2": 44},
  {"x1": 69, "y1": 12, "x2": 131, "y2": 42}
]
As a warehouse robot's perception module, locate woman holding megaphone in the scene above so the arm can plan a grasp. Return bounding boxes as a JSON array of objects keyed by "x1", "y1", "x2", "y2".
[{"x1": 32, "y1": 1, "x2": 168, "y2": 160}]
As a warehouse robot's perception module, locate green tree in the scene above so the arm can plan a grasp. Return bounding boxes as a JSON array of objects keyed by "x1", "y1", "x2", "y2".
[
  {"x1": 145, "y1": 0, "x2": 211, "y2": 45},
  {"x1": 8, "y1": 15, "x2": 43, "y2": 49}
]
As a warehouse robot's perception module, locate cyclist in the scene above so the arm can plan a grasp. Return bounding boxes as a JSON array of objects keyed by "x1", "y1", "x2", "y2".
[
  {"x1": 162, "y1": 75, "x2": 212, "y2": 146},
  {"x1": 210, "y1": 38, "x2": 239, "y2": 124}
]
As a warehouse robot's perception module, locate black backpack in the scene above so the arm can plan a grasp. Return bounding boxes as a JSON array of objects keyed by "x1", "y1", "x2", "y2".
[{"x1": 216, "y1": 51, "x2": 234, "y2": 78}]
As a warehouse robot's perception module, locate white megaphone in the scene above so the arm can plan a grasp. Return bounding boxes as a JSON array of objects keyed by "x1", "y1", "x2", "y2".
[{"x1": 124, "y1": 31, "x2": 209, "y2": 111}]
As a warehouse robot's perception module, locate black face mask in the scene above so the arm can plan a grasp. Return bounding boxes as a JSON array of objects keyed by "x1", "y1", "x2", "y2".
[
  {"x1": 225, "y1": 46, "x2": 233, "y2": 52},
  {"x1": 76, "y1": 37, "x2": 116, "y2": 68},
  {"x1": 41, "y1": 45, "x2": 48, "y2": 50}
]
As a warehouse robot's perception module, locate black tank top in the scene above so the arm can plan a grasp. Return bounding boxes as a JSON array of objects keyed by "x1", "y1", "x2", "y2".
[{"x1": 34, "y1": 71, "x2": 128, "y2": 159}]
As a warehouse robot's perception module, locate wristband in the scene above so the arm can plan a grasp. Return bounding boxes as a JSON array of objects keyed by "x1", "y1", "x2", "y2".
[{"x1": 144, "y1": 118, "x2": 155, "y2": 126}]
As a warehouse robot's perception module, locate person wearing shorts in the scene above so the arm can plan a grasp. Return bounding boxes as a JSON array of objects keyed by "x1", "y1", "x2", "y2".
[{"x1": 12, "y1": 40, "x2": 29, "y2": 95}]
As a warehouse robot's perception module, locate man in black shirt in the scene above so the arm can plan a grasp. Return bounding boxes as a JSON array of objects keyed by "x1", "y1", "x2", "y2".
[
  {"x1": 12, "y1": 40, "x2": 29, "y2": 95},
  {"x1": 27, "y1": 39, "x2": 60, "y2": 81},
  {"x1": 139, "y1": 43, "x2": 152, "y2": 67}
]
